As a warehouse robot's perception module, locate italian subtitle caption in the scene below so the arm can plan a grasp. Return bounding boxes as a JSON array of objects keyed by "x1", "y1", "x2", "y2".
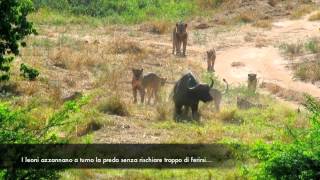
[{"x1": 21, "y1": 156, "x2": 211, "y2": 165}]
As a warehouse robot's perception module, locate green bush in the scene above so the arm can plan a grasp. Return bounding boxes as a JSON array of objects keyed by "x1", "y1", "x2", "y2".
[
  {"x1": 0, "y1": 97, "x2": 88, "y2": 179},
  {"x1": 20, "y1": 63, "x2": 40, "y2": 80},
  {"x1": 32, "y1": 0, "x2": 224, "y2": 24},
  {"x1": 250, "y1": 95, "x2": 320, "y2": 179},
  {"x1": 305, "y1": 38, "x2": 320, "y2": 53}
]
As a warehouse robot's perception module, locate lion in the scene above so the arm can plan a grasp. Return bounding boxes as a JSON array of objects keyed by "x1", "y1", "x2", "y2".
[
  {"x1": 142, "y1": 72, "x2": 167, "y2": 105},
  {"x1": 172, "y1": 22, "x2": 188, "y2": 56},
  {"x1": 206, "y1": 48, "x2": 216, "y2": 72},
  {"x1": 209, "y1": 78, "x2": 229, "y2": 112},
  {"x1": 131, "y1": 69, "x2": 166, "y2": 104},
  {"x1": 131, "y1": 68, "x2": 145, "y2": 103},
  {"x1": 236, "y1": 96, "x2": 267, "y2": 110}
]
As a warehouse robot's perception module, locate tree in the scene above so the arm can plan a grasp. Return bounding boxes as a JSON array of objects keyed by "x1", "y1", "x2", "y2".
[{"x1": 0, "y1": 0, "x2": 36, "y2": 81}]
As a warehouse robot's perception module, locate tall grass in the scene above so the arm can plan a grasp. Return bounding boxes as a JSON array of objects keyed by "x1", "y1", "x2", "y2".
[{"x1": 31, "y1": 0, "x2": 220, "y2": 24}]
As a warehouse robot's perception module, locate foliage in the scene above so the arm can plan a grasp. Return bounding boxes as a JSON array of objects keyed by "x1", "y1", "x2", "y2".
[
  {"x1": 279, "y1": 41, "x2": 303, "y2": 56},
  {"x1": 0, "y1": 97, "x2": 88, "y2": 179},
  {"x1": 304, "y1": 38, "x2": 320, "y2": 53},
  {"x1": 0, "y1": 0, "x2": 36, "y2": 81},
  {"x1": 20, "y1": 63, "x2": 40, "y2": 81},
  {"x1": 31, "y1": 0, "x2": 224, "y2": 24},
  {"x1": 250, "y1": 95, "x2": 320, "y2": 179}
]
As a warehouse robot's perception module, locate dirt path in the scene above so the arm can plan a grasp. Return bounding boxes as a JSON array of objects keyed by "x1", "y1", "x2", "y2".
[
  {"x1": 141, "y1": 12, "x2": 320, "y2": 104},
  {"x1": 215, "y1": 12, "x2": 320, "y2": 100}
]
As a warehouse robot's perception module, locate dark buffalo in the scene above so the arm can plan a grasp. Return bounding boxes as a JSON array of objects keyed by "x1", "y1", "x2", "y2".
[{"x1": 172, "y1": 72, "x2": 213, "y2": 121}]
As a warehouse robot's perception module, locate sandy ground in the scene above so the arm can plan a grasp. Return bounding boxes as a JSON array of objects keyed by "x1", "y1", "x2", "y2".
[{"x1": 215, "y1": 12, "x2": 320, "y2": 98}]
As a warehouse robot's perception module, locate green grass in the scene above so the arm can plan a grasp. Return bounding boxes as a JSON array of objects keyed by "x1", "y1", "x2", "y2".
[
  {"x1": 30, "y1": 0, "x2": 220, "y2": 25},
  {"x1": 61, "y1": 168, "x2": 242, "y2": 180},
  {"x1": 59, "y1": 92, "x2": 303, "y2": 179},
  {"x1": 13, "y1": 2, "x2": 317, "y2": 177},
  {"x1": 304, "y1": 38, "x2": 320, "y2": 53},
  {"x1": 29, "y1": 8, "x2": 103, "y2": 26}
]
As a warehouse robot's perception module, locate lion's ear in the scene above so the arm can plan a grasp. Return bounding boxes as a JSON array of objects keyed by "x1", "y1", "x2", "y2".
[
  {"x1": 185, "y1": 23, "x2": 188, "y2": 28},
  {"x1": 176, "y1": 23, "x2": 179, "y2": 27}
]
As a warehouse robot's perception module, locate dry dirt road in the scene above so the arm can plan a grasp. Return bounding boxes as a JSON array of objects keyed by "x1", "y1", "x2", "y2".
[{"x1": 215, "y1": 12, "x2": 320, "y2": 100}]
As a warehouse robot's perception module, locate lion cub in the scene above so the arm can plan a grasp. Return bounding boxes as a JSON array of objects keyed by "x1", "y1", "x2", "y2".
[
  {"x1": 142, "y1": 72, "x2": 166, "y2": 105},
  {"x1": 206, "y1": 48, "x2": 216, "y2": 72}
]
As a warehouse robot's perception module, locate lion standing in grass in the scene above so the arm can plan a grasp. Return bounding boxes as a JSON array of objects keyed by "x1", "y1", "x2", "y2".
[
  {"x1": 172, "y1": 22, "x2": 188, "y2": 56},
  {"x1": 131, "y1": 69, "x2": 166, "y2": 104},
  {"x1": 207, "y1": 48, "x2": 216, "y2": 72},
  {"x1": 132, "y1": 68, "x2": 145, "y2": 103},
  {"x1": 142, "y1": 73, "x2": 166, "y2": 105}
]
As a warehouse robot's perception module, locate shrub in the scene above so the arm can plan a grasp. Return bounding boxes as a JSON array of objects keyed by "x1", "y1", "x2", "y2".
[
  {"x1": 253, "y1": 20, "x2": 272, "y2": 29},
  {"x1": 279, "y1": 41, "x2": 303, "y2": 56},
  {"x1": 250, "y1": 95, "x2": 320, "y2": 179},
  {"x1": 0, "y1": 97, "x2": 88, "y2": 179},
  {"x1": 20, "y1": 63, "x2": 40, "y2": 80},
  {"x1": 77, "y1": 119, "x2": 102, "y2": 136},
  {"x1": 304, "y1": 38, "x2": 319, "y2": 53},
  {"x1": 109, "y1": 38, "x2": 144, "y2": 54},
  {"x1": 290, "y1": 4, "x2": 315, "y2": 19},
  {"x1": 140, "y1": 20, "x2": 171, "y2": 34},
  {"x1": 98, "y1": 96, "x2": 129, "y2": 116},
  {"x1": 294, "y1": 60, "x2": 320, "y2": 82},
  {"x1": 236, "y1": 10, "x2": 257, "y2": 24}
]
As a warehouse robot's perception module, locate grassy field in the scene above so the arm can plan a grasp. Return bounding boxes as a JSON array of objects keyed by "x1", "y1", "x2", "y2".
[
  {"x1": 13, "y1": 22, "x2": 307, "y2": 178},
  {"x1": 2, "y1": 0, "x2": 319, "y2": 179}
]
